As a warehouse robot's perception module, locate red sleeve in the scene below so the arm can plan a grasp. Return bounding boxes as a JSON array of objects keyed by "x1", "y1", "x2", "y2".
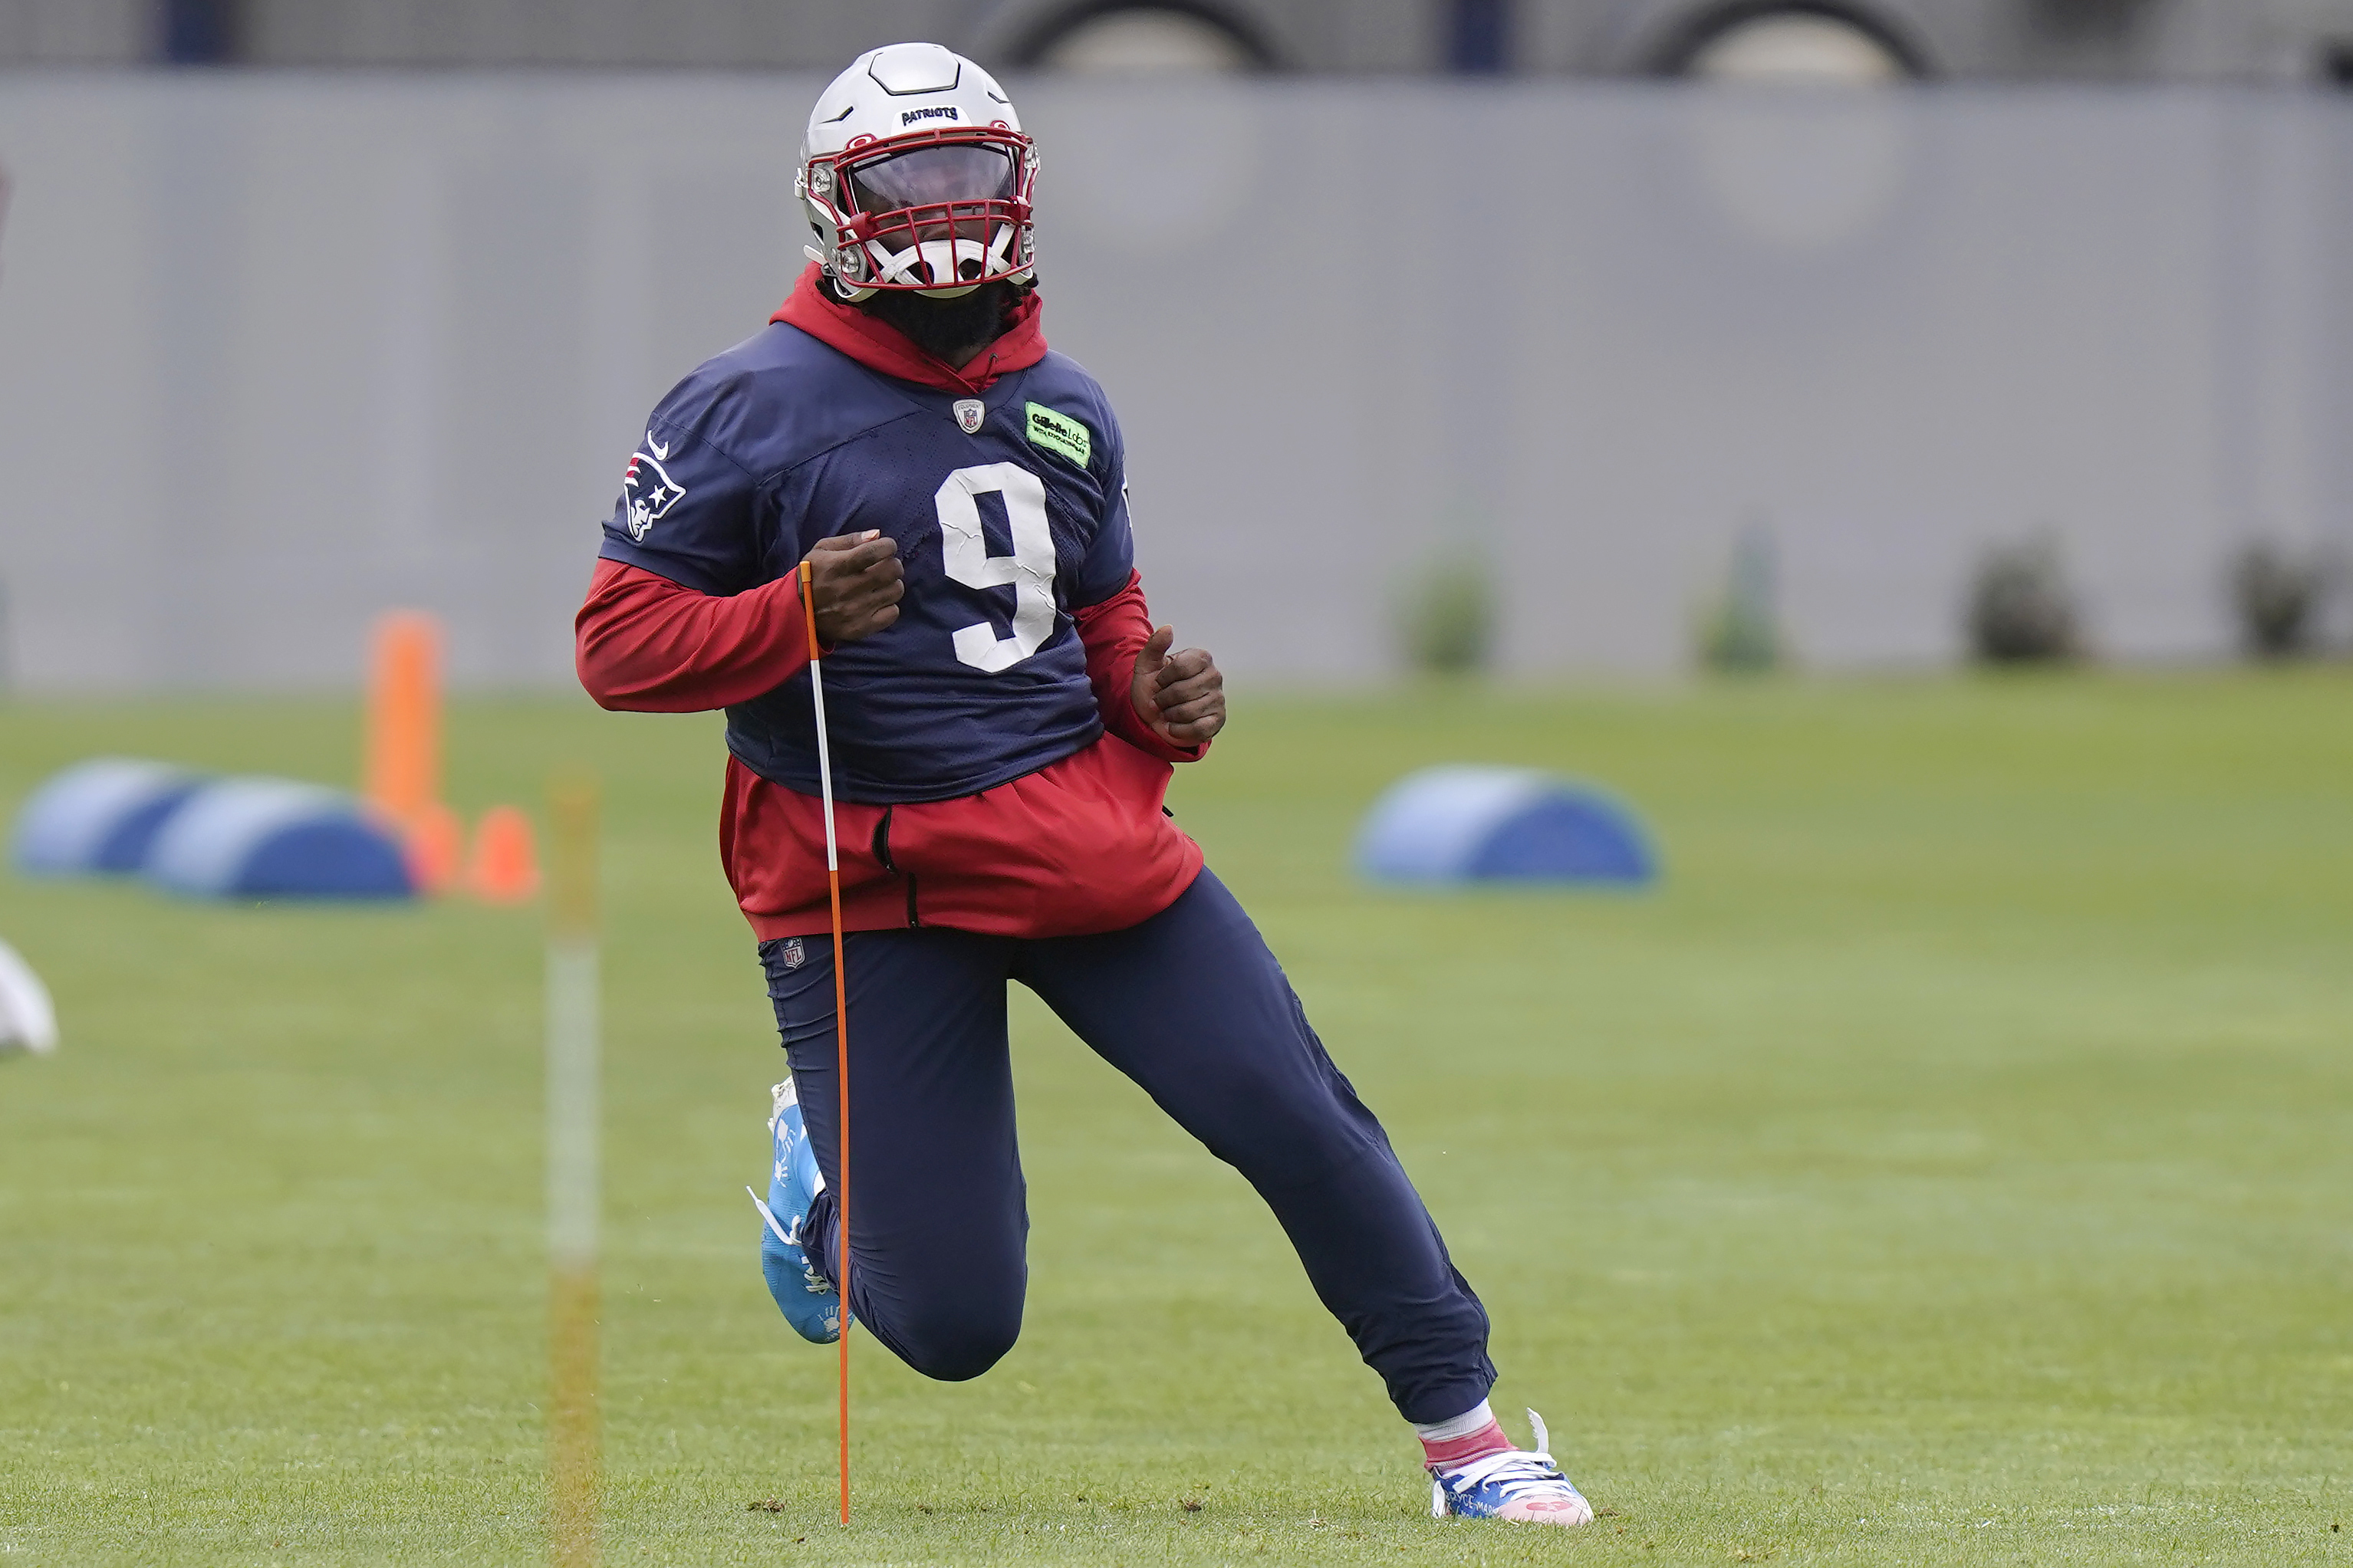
[
  {"x1": 574, "y1": 558, "x2": 814, "y2": 713},
  {"x1": 1072, "y1": 570, "x2": 1207, "y2": 764}
]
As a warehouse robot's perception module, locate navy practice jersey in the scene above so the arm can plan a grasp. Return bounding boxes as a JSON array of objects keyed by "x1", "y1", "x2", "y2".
[{"x1": 597, "y1": 324, "x2": 1136, "y2": 804}]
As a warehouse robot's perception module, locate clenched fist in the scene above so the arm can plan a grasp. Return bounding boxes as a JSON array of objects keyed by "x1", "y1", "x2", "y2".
[
  {"x1": 1131, "y1": 625, "x2": 1225, "y2": 747},
  {"x1": 804, "y1": 531, "x2": 903, "y2": 644}
]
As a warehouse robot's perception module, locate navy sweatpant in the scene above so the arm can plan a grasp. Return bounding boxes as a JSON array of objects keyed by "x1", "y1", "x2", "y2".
[{"x1": 759, "y1": 867, "x2": 1495, "y2": 1425}]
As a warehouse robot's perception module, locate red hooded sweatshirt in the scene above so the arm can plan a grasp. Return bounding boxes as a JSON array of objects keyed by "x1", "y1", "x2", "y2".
[{"x1": 574, "y1": 265, "x2": 1206, "y2": 940}]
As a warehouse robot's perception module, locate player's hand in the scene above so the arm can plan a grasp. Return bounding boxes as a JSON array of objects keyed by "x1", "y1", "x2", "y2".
[
  {"x1": 1132, "y1": 625, "x2": 1224, "y2": 748},
  {"x1": 805, "y1": 530, "x2": 903, "y2": 645}
]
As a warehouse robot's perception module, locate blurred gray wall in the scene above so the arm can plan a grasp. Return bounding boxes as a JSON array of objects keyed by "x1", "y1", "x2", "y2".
[
  {"x1": 10, "y1": 0, "x2": 2353, "y2": 80},
  {"x1": 0, "y1": 0, "x2": 1432, "y2": 71},
  {"x1": 0, "y1": 74, "x2": 2347, "y2": 689}
]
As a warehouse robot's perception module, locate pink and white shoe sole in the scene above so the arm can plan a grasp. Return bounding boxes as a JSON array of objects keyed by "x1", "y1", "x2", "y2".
[{"x1": 1495, "y1": 1493, "x2": 1594, "y2": 1525}]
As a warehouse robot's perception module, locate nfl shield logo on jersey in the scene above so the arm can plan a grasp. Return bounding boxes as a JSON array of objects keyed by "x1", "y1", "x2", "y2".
[
  {"x1": 781, "y1": 937, "x2": 805, "y2": 971},
  {"x1": 620, "y1": 432, "x2": 687, "y2": 542},
  {"x1": 952, "y1": 398, "x2": 986, "y2": 435}
]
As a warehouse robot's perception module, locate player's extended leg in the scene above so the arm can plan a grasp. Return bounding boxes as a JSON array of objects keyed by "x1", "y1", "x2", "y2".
[
  {"x1": 759, "y1": 928, "x2": 1028, "y2": 1382},
  {"x1": 1012, "y1": 867, "x2": 1493, "y2": 1425},
  {"x1": 1016, "y1": 870, "x2": 1591, "y2": 1524}
]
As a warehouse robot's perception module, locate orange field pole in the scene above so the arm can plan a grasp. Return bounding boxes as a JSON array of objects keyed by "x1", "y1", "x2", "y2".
[
  {"x1": 363, "y1": 611, "x2": 443, "y2": 827},
  {"x1": 798, "y1": 560, "x2": 852, "y2": 1527}
]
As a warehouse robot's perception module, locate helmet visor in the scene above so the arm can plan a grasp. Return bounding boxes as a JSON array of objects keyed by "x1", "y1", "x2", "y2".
[{"x1": 847, "y1": 144, "x2": 1016, "y2": 216}]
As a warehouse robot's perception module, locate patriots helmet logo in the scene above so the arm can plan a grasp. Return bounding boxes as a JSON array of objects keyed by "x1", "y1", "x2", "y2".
[{"x1": 620, "y1": 432, "x2": 686, "y2": 543}]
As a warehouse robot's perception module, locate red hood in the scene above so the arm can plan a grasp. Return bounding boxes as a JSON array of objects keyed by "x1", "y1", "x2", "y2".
[{"x1": 770, "y1": 262, "x2": 1048, "y2": 395}]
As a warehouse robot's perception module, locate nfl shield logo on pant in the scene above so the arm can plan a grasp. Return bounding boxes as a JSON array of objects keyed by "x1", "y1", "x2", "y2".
[{"x1": 782, "y1": 937, "x2": 805, "y2": 971}]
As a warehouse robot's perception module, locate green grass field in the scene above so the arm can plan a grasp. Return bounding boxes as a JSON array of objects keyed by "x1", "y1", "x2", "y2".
[{"x1": 3, "y1": 672, "x2": 2351, "y2": 1566}]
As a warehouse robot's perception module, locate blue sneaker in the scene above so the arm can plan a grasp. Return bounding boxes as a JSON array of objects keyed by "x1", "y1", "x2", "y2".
[
  {"x1": 1430, "y1": 1410, "x2": 1594, "y2": 1526},
  {"x1": 748, "y1": 1077, "x2": 844, "y2": 1344}
]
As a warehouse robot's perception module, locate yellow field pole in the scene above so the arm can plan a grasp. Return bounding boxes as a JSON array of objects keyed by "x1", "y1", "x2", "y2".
[{"x1": 545, "y1": 779, "x2": 601, "y2": 1568}]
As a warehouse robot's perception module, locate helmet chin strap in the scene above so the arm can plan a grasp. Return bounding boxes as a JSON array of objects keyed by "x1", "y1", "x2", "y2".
[
  {"x1": 803, "y1": 225, "x2": 1032, "y2": 303},
  {"x1": 809, "y1": 223, "x2": 1030, "y2": 303},
  {"x1": 866, "y1": 227, "x2": 1018, "y2": 297}
]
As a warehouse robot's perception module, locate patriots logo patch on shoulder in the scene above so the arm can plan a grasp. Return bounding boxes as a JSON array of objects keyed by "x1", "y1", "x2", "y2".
[{"x1": 621, "y1": 432, "x2": 686, "y2": 543}]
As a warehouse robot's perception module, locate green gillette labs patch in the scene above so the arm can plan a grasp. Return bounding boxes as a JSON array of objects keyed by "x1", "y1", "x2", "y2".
[{"x1": 1024, "y1": 402, "x2": 1091, "y2": 468}]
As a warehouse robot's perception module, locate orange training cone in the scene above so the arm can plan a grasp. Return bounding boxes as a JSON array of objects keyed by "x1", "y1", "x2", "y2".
[
  {"x1": 406, "y1": 801, "x2": 465, "y2": 896},
  {"x1": 467, "y1": 805, "x2": 542, "y2": 904}
]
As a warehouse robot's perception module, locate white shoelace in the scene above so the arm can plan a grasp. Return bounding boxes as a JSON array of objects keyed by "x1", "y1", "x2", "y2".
[
  {"x1": 1430, "y1": 1409, "x2": 1575, "y2": 1518},
  {"x1": 746, "y1": 1188, "x2": 831, "y2": 1294}
]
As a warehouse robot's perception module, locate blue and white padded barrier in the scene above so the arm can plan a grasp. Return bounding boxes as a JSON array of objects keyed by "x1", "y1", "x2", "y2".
[
  {"x1": 142, "y1": 777, "x2": 413, "y2": 900},
  {"x1": 12, "y1": 761, "x2": 413, "y2": 901},
  {"x1": 1354, "y1": 766, "x2": 1659, "y2": 887},
  {"x1": 10, "y1": 758, "x2": 208, "y2": 876}
]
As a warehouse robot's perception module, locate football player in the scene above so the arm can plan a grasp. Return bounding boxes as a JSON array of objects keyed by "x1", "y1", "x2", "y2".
[{"x1": 574, "y1": 41, "x2": 1590, "y2": 1527}]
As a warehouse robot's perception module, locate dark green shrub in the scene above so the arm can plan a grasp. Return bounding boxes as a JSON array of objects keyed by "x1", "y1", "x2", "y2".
[
  {"x1": 2228, "y1": 540, "x2": 2332, "y2": 659},
  {"x1": 1700, "y1": 525, "x2": 1781, "y2": 673},
  {"x1": 1398, "y1": 554, "x2": 1494, "y2": 676},
  {"x1": 1967, "y1": 533, "x2": 2081, "y2": 663}
]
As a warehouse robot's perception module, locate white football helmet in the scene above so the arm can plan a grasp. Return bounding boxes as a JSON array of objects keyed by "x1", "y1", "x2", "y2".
[{"x1": 797, "y1": 42, "x2": 1039, "y2": 301}]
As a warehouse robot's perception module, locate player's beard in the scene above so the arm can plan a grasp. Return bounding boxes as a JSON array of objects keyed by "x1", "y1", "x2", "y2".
[{"x1": 864, "y1": 281, "x2": 1020, "y2": 369}]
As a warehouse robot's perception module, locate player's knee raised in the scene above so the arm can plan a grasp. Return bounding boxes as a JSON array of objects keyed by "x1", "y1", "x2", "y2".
[{"x1": 897, "y1": 1302, "x2": 1022, "y2": 1383}]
